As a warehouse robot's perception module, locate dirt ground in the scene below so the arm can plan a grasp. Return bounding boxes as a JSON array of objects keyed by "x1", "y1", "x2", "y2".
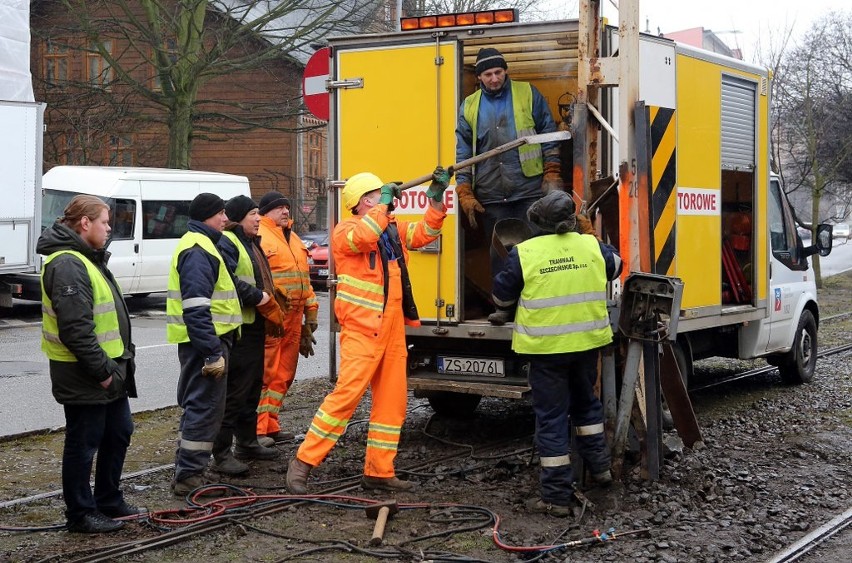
[{"x1": 1, "y1": 271, "x2": 851, "y2": 562}]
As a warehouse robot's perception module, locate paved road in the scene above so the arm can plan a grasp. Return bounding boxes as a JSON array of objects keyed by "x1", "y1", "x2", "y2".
[{"x1": 0, "y1": 292, "x2": 334, "y2": 438}]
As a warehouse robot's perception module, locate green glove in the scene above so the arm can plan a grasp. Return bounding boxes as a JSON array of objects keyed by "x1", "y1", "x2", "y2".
[
  {"x1": 379, "y1": 183, "x2": 401, "y2": 208},
  {"x1": 425, "y1": 166, "x2": 451, "y2": 202}
]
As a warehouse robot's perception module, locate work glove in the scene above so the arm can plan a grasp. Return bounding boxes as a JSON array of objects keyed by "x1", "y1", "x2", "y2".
[
  {"x1": 304, "y1": 308, "x2": 319, "y2": 336},
  {"x1": 299, "y1": 328, "x2": 317, "y2": 358},
  {"x1": 201, "y1": 356, "x2": 226, "y2": 379},
  {"x1": 541, "y1": 161, "x2": 565, "y2": 194},
  {"x1": 455, "y1": 182, "x2": 484, "y2": 229},
  {"x1": 379, "y1": 183, "x2": 402, "y2": 211},
  {"x1": 274, "y1": 287, "x2": 291, "y2": 314},
  {"x1": 425, "y1": 166, "x2": 451, "y2": 203},
  {"x1": 576, "y1": 213, "x2": 599, "y2": 238},
  {"x1": 257, "y1": 298, "x2": 285, "y2": 338}
]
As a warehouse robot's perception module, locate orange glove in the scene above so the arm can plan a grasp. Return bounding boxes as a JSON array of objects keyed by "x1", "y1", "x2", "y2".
[
  {"x1": 541, "y1": 161, "x2": 564, "y2": 193},
  {"x1": 576, "y1": 214, "x2": 599, "y2": 239},
  {"x1": 455, "y1": 182, "x2": 484, "y2": 229}
]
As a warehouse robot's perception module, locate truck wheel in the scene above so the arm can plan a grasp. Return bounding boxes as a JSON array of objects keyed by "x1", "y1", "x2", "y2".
[
  {"x1": 672, "y1": 337, "x2": 693, "y2": 389},
  {"x1": 778, "y1": 310, "x2": 817, "y2": 384},
  {"x1": 427, "y1": 392, "x2": 482, "y2": 417}
]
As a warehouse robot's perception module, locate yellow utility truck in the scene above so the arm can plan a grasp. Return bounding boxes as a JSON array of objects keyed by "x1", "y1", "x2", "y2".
[{"x1": 325, "y1": 12, "x2": 833, "y2": 414}]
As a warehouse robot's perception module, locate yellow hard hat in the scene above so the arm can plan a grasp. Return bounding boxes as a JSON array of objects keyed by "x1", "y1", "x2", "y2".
[{"x1": 342, "y1": 172, "x2": 384, "y2": 211}]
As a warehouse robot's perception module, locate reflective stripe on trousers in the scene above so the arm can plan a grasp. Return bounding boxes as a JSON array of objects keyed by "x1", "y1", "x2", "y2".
[
  {"x1": 297, "y1": 263, "x2": 408, "y2": 478},
  {"x1": 256, "y1": 305, "x2": 303, "y2": 435}
]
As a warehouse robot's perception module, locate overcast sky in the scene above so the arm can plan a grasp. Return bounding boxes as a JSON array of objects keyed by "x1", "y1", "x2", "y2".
[{"x1": 599, "y1": 0, "x2": 849, "y2": 61}]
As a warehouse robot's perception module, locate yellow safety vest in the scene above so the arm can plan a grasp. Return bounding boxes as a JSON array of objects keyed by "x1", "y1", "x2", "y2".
[
  {"x1": 41, "y1": 250, "x2": 124, "y2": 361},
  {"x1": 166, "y1": 232, "x2": 242, "y2": 343},
  {"x1": 221, "y1": 230, "x2": 256, "y2": 325},
  {"x1": 463, "y1": 80, "x2": 543, "y2": 181},
  {"x1": 513, "y1": 233, "x2": 612, "y2": 354}
]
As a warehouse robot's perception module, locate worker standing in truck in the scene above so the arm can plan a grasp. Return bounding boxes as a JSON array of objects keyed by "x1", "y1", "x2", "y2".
[
  {"x1": 285, "y1": 168, "x2": 449, "y2": 494},
  {"x1": 455, "y1": 47, "x2": 563, "y2": 277},
  {"x1": 491, "y1": 190, "x2": 621, "y2": 517},
  {"x1": 256, "y1": 192, "x2": 319, "y2": 447}
]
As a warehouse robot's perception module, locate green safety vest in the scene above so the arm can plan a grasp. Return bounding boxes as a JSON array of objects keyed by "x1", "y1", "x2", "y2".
[
  {"x1": 513, "y1": 233, "x2": 612, "y2": 354},
  {"x1": 463, "y1": 80, "x2": 543, "y2": 182},
  {"x1": 41, "y1": 250, "x2": 124, "y2": 361},
  {"x1": 221, "y1": 230, "x2": 256, "y2": 325},
  {"x1": 166, "y1": 232, "x2": 242, "y2": 343}
]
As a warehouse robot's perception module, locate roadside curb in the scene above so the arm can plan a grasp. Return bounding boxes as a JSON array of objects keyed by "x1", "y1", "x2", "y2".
[{"x1": 0, "y1": 319, "x2": 40, "y2": 330}]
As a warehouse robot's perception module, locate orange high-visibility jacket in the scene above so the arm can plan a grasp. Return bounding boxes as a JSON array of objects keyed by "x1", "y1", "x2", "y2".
[
  {"x1": 333, "y1": 204, "x2": 445, "y2": 336},
  {"x1": 258, "y1": 216, "x2": 318, "y2": 313}
]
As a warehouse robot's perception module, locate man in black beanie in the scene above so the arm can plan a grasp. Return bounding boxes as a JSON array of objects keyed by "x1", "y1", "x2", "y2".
[
  {"x1": 490, "y1": 190, "x2": 621, "y2": 517},
  {"x1": 210, "y1": 195, "x2": 284, "y2": 475},
  {"x1": 166, "y1": 192, "x2": 242, "y2": 496},
  {"x1": 455, "y1": 46, "x2": 563, "y2": 278}
]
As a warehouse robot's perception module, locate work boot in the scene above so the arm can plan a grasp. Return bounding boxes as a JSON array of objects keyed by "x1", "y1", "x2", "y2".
[
  {"x1": 487, "y1": 308, "x2": 514, "y2": 326},
  {"x1": 170, "y1": 474, "x2": 205, "y2": 497},
  {"x1": 257, "y1": 436, "x2": 276, "y2": 448},
  {"x1": 66, "y1": 512, "x2": 125, "y2": 533},
  {"x1": 591, "y1": 469, "x2": 613, "y2": 487},
  {"x1": 210, "y1": 453, "x2": 250, "y2": 476},
  {"x1": 361, "y1": 476, "x2": 415, "y2": 492},
  {"x1": 99, "y1": 501, "x2": 148, "y2": 518},
  {"x1": 524, "y1": 498, "x2": 574, "y2": 518},
  {"x1": 265, "y1": 430, "x2": 295, "y2": 443},
  {"x1": 285, "y1": 457, "x2": 313, "y2": 494},
  {"x1": 234, "y1": 442, "x2": 279, "y2": 460}
]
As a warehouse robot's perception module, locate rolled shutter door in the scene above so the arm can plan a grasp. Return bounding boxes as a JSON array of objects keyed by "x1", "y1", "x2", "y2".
[{"x1": 721, "y1": 75, "x2": 756, "y2": 170}]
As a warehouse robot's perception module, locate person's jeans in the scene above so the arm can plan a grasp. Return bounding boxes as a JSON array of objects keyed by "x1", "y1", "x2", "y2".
[{"x1": 62, "y1": 398, "x2": 133, "y2": 522}]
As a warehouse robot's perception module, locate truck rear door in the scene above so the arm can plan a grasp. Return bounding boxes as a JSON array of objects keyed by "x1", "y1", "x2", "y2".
[{"x1": 333, "y1": 38, "x2": 460, "y2": 323}]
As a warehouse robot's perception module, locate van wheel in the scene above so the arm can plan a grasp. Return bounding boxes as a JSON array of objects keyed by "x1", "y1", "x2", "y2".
[
  {"x1": 672, "y1": 337, "x2": 693, "y2": 389},
  {"x1": 427, "y1": 392, "x2": 482, "y2": 417},
  {"x1": 778, "y1": 310, "x2": 817, "y2": 384}
]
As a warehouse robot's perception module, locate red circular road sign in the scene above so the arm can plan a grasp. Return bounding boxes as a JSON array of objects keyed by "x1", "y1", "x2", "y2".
[{"x1": 302, "y1": 47, "x2": 330, "y2": 121}]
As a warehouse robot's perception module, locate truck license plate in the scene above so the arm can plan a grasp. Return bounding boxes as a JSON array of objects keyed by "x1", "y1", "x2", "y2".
[{"x1": 437, "y1": 356, "x2": 505, "y2": 377}]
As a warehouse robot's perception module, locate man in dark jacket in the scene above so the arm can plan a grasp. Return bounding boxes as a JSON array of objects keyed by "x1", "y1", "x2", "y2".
[
  {"x1": 39, "y1": 194, "x2": 143, "y2": 534},
  {"x1": 166, "y1": 193, "x2": 244, "y2": 496},
  {"x1": 211, "y1": 195, "x2": 282, "y2": 475}
]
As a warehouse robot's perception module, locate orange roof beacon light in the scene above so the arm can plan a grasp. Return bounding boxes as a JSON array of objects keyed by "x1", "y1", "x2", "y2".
[{"x1": 400, "y1": 9, "x2": 517, "y2": 32}]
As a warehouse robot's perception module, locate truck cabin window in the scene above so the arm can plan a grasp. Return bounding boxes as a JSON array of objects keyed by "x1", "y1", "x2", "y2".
[{"x1": 768, "y1": 181, "x2": 804, "y2": 270}]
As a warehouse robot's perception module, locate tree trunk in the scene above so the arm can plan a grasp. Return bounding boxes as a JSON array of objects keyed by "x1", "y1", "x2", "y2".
[
  {"x1": 167, "y1": 97, "x2": 193, "y2": 169},
  {"x1": 811, "y1": 178, "x2": 823, "y2": 288}
]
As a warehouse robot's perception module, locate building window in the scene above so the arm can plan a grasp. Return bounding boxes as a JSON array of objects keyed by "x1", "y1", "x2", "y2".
[
  {"x1": 88, "y1": 40, "x2": 113, "y2": 87},
  {"x1": 307, "y1": 130, "x2": 323, "y2": 179},
  {"x1": 44, "y1": 40, "x2": 69, "y2": 84},
  {"x1": 108, "y1": 135, "x2": 134, "y2": 166}
]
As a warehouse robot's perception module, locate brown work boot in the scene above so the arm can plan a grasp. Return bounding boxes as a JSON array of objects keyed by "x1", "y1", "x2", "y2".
[
  {"x1": 265, "y1": 430, "x2": 296, "y2": 443},
  {"x1": 210, "y1": 453, "x2": 250, "y2": 476},
  {"x1": 285, "y1": 457, "x2": 313, "y2": 494},
  {"x1": 361, "y1": 475, "x2": 414, "y2": 491},
  {"x1": 524, "y1": 498, "x2": 574, "y2": 518}
]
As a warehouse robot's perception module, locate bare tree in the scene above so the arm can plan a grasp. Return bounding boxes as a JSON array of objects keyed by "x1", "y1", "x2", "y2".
[
  {"x1": 35, "y1": 0, "x2": 381, "y2": 169},
  {"x1": 767, "y1": 10, "x2": 852, "y2": 285}
]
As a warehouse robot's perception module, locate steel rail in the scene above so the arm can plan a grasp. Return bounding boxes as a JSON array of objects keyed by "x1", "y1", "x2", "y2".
[
  {"x1": 63, "y1": 435, "x2": 533, "y2": 563},
  {"x1": 690, "y1": 342, "x2": 852, "y2": 393},
  {"x1": 765, "y1": 506, "x2": 852, "y2": 563}
]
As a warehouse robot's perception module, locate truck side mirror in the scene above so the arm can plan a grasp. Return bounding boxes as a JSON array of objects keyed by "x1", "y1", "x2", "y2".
[{"x1": 803, "y1": 224, "x2": 833, "y2": 257}]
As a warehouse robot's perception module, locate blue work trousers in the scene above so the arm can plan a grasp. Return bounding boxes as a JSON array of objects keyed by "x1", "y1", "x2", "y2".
[
  {"x1": 62, "y1": 397, "x2": 133, "y2": 523},
  {"x1": 174, "y1": 339, "x2": 230, "y2": 482},
  {"x1": 528, "y1": 348, "x2": 610, "y2": 505}
]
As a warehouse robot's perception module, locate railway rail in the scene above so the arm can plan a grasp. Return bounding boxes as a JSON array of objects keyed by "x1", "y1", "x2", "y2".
[{"x1": 766, "y1": 506, "x2": 852, "y2": 563}]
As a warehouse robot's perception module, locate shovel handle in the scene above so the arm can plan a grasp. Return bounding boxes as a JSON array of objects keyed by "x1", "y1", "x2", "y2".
[
  {"x1": 396, "y1": 138, "x2": 528, "y2": 191},
  {"x1": 369, "y1": 506, "x2": 390, "y2": 546}
]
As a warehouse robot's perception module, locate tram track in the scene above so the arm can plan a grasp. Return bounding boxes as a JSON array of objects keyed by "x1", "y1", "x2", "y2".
[{"x1": 766, "y1": 506, "x2": 852, "y2": 563}]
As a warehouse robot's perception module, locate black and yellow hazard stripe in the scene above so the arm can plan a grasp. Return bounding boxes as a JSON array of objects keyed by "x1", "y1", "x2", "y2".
[{"x1": 649, "y1": 107, "x2": 676, "y2": 276}]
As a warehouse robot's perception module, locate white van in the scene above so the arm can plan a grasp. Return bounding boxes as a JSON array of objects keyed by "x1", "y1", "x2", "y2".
[{"x1": 35, "y1": 166, "x2": 251, "y2": 297}]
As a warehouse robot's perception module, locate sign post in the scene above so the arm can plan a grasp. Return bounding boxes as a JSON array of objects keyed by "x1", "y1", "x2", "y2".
[{"x1": 302, "y1": 47, "x2": 330, "y2": 121}]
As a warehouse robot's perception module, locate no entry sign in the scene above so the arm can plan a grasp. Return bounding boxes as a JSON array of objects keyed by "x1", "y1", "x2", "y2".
[{"x1": 302, "y1": 47, "x2": 330, "y2": 121}]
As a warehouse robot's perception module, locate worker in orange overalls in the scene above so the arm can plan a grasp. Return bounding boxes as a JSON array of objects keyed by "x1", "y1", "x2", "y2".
[
  {"x1": 255, "y1": 192, "x2": 319, "y2": 448},
  {"x1": 285, "y1": 167, "x2": 449, "y2": 493}
]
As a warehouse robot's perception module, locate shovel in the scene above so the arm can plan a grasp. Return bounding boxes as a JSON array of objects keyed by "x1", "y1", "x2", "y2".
[{"x1": 396, "y1": 130, "x2": 571, "y2": 191}]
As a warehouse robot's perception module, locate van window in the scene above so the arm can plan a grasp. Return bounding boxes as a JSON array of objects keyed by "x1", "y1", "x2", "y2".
[
  {"x1": 143, "y1": 200, "x2": 190, "y2": 239},
  {"x1": 768, "y1": 180, "x2": 805, "y2": 271},
  {"x1": 42, "y1": 189, "x2": 135, "y2": 241}
]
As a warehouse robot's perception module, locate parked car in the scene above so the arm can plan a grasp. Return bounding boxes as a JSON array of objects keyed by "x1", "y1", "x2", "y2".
[
  {"x1": 301, "y1": 230, "x2": 329, "y2": 288},
  {"x1": 832, "y1": 222, "x2": 850, "y2": 240}
]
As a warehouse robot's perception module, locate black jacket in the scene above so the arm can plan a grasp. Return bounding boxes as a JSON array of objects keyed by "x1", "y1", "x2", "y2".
[{"x1": 37, "y1": 222, "x2": 137, "y2": 404}]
